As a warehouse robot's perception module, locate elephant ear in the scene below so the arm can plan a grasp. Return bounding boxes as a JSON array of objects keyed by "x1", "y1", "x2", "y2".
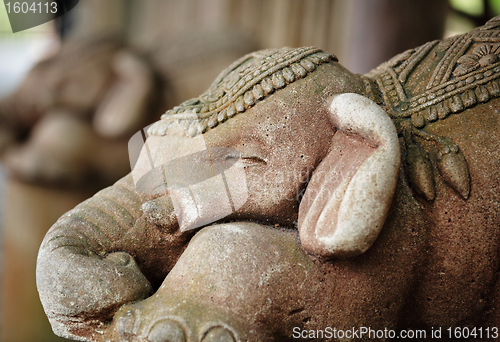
[
  {"x1": 93, "y1": 50, "x2": 155, "y2": 139},
  {"x1": 298, "y1": 93, "x2": 400, "y2": 258}
]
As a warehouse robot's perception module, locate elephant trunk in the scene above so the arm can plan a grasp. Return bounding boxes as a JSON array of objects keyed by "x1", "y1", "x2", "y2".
[{"x1": 36, "y1": 174, "x2": 152, "y2": 341}]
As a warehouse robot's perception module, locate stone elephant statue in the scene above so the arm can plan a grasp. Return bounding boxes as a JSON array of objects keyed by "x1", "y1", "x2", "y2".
[
  {"x1": 0, "y1": 35, "x2": 161, "y2": 186},
  {"x1": 38, "y1": 17, "x2": 500, "y2": 341}
]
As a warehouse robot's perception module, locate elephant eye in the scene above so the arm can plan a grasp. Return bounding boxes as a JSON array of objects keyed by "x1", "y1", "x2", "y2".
[
  {"x1": 228, "y1": 155, "x2": 267, "y2": 167},
  {"x1": 224, "y1": 154, "x2": 240, "y2": 162},
  {"x1": 243, "y1": 156, "x2": 266, "y2": 164}
]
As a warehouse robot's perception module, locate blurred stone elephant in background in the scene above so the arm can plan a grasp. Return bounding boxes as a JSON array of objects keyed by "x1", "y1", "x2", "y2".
[
  {"x1": 38, "y1": 17, "x2": 500, "y2": 341},
  {"x1": 0, "y1": 30, "x2": 253, "y2": 188},
  {"x1": 0, "y1": 35, "x2": 162, "y2": 186}
]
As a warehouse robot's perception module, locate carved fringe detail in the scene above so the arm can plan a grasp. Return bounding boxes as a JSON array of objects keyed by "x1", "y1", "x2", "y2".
[
  {"x1": 361, "y1": 76, "x2": 383, "y2": 105},
  {"x1": 408, "y1": 129, "x2": 471, "y2": 200},
  {"x1": 375, "y1": 65, "x2": 500, "y2": 126},
  {"x1": 409, "y1": 79, "x2": 500, "y2": 128},
  {"x1": 406, "y1": 142, "x2": 436, "y2": 201},
  {"x1": 437, "y1": 143, "x2": 471, "y2": 199},
  {"x1": 148, "y1": 47, "x2": 336, "y2": 137}
]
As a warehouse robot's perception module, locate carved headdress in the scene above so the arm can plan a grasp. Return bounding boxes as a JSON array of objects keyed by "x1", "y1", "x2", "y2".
[
  {"x1": 148, "y1": 47, "x2": 336, "y2": 137},
  {"x1": 366, "y1": 16, "x2": 500, "y2": 200}
]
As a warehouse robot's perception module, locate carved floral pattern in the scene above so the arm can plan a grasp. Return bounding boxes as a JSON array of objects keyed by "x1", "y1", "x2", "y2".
[{"x1": 453, "y1": 43, "x2": 500, "y2": 77}]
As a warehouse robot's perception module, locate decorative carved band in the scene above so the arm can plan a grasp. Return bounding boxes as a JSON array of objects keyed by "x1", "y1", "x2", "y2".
[
  {"x1": 369, "y1": 23, "x2": 500, "y2": 131},
  {"x1": 148, "y1": 47, "x2": 336, "y2": 137}
]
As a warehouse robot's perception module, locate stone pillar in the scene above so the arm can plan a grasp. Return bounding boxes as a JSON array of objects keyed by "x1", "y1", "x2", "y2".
[
  {"x1": 1, "y1": 179, "x2": 93, "y2": 342},
  {"x1": 340, "y1": 0, "x2": 449, "y2": 73}
]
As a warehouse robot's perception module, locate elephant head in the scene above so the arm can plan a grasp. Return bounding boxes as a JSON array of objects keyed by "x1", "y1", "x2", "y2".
[
  {"x1": 37, "y1": 47, "x2": 402, "y2": 340},
  {"x1": 132, "y1": 47, "x2": 400, "y2": 258}
]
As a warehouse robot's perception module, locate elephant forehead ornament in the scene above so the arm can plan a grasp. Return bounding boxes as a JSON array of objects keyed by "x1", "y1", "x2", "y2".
[
  {"x1": 37, "y1": 18, "x2": 500, "y2": 342},
  {"x1": 147, "y1": 46, "x2": 336, "y2": 136}
]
